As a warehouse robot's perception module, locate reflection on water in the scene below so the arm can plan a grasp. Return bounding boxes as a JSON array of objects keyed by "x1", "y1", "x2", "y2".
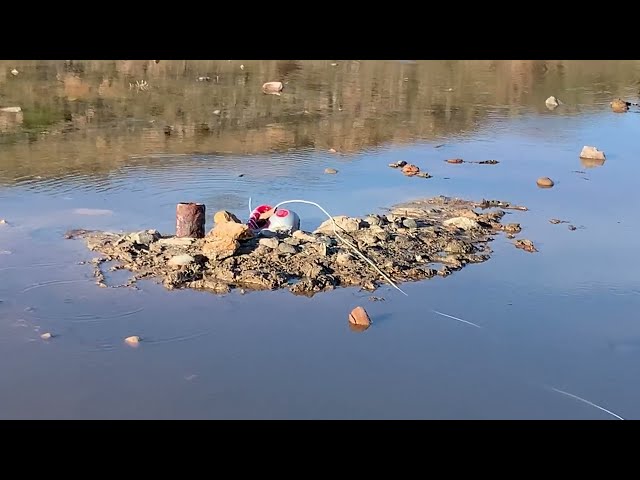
[{"x1": 2, "y1": 60, "x2": 640, "y2": 419}]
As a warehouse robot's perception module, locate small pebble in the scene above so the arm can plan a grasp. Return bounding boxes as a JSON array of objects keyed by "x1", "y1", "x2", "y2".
[
  {"x1": 213, "y1": 109, "x2": 221, "y2": 115},
  {"x1": 331, "y1": 63, "x2": 338, "y2": 66},
  {"x1": 10, "y1": 68, "x2": 18, "y2": 76},
  {"x1": 324, "y1": 168, "x2": 338, "y2": 174},
  {"x1": 40, "y1": 332, "x2": 52, "y2": 340},
  {"x1": 536, "y1": 177, "x2": 554, "y2": 188},
  {"x1": 446, "y1": 158, "x2": 464, "y2": 164},
  {"x1": 416, "y1": 172, "x2": 432, "y2": 178},
  {"x1": 125, "y1": 336, "x2": 140, "y2": 346},
  {"x1": 0, "y1": 219, "x2": 6, "y2": 224},
  {"x1": 568, "y1": 225, "x2": 577, "y2": 231},
  {"x1": 328, "y1": 148, "x2": 337, "y2": 153}
]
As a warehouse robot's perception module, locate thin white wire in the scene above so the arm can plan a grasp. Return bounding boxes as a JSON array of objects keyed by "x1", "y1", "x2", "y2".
[{"x1": 549, "y1": 387, "x2": 624, "y2": 420}]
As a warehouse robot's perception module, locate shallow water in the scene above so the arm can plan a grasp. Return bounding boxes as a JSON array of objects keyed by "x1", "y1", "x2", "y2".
[{"x1": 1, "y1": 60, "x2": 640, "y2": 419}]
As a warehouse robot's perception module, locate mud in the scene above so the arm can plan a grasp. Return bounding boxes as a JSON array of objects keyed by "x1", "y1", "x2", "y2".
[{"x1": 66, "y1": 196, "x2": 526, "y2": 296}]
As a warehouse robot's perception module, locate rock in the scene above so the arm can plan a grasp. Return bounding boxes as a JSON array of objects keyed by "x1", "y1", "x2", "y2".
[
  {"x1": 416, "y1": 172, "x2": 432, "y2": 178},
  {"x1": 278, "y1": 243, "x2": 297, "y2": 255},
  {"x1": 568, "y1": 225, "x2": 577, "y2": 231},
  {"x1": 503, "y1": 223, "x2": 521, "y2": 234},
  {"x1": 314, "y1": 216, "x2": 361, "y2": 234},
  {"x1": 158, "y1": 237, "x2": 194, "y2": 247},
  {"x1": 348, "y1": 306, "x2": 371, "y2": 327},
  {"x1": 283, "y1": 237, "x2": 300, "y2": 246},
  {"x1": 444, "y1": 239, "x2": 470, "y2": 254},
  {"x1": 389, "y1": 160, "x2": 407, "y2": 168},
  {"x1": 328, "y1": 148, "x2": 337, "y2": 153},
  {"x1": 358, "y1": 233, "x2": 379, "y2": 246},
  {"x1": 40, "y1": 332, "x2": 53, "y2": 340},
  {"x1": 262, "y1": 81, "x2": 284, "y2": 94},
  {"x1": 536, "y1": 177, "x2": 554, "y2": 188},
  {"x1": 213, "y1": 109, "x2": 221, "y2": 115},
  {"x1": 402, "y1": 164, "x2": 420, "y2": 176},
  {"x1": 545, "y1": 96, "x2": 560, "y2": 109},
  {"x1": 443, "y1": 216, "x2": 480, "y2": 230},
  {"x1": 292, "y1": 230, "x2": 316, "y2": 243},
  {"x1": 259, "y1": 237, "x2": 280, "y2": 249},
  {"x1": 129, "y1": 230, "x2": 160, "y2": 245},
  {"x1": 10, "y1": 68, "x2": 18, "y2": 76},
  {"x1": 402, "y1": 218, "x2": 418, "y2": 229},
  {"x1": 0, "y1": 106, "x2": 21, "y2": 113},
  {"x1": 364, "y1": 215, "x2": 381, "y2": 227},
  {"x1": 579, "y1": 146, "x2": 606, "y2": 161},
  {"x1": 167, "y1": 254, "x2": 195, "y2": 267},
  {"x1": 549, "y1": 218, "x2": 565, "y2": 224},
  {"x1": 0, "y1": 219, "x2": 6, "y2": 225},
  {"x1": 214, "y1": 210, "x2": 241, "y2": 225},
  {"x1": 446, "y1": 158, "x2": 464, "y2": 164},
  {"x1": 124, "y1": 335, "x2": 140, "y2": 346},
  {"x1": 514, "y1": 239, "x2": 537, "y2": 253},
  {"x1": 197, "y1": 76, "x2": 211, "y2": 82},
  {"x1": 336, "y1": 250, "x2": 353, "y2": 265},
  {"x1": 611, "y1": 98, "x2": 629, "y2": 113},
  {"x1": 324, "y1": 168, "x2": 338, "y2": 174},
  {"x1": 202, "y1": 222, "x2": 251, "y2": 259}
]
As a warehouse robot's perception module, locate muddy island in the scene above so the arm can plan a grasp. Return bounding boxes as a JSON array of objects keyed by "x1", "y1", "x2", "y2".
[{"x1": 65, "y1": 196, "x2": 527, "y2": 296}]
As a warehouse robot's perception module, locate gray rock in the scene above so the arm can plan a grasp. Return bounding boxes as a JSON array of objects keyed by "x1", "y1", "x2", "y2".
[
  {"x1": 358, "y1": 233, "x2": 378, "y2": 246},
  {"x1": 283, "y1": 237, "x2": 300, "y2": 246},
  {"x1": 259, "y1": 237, "x2": 280, "y2": 249},
  {"x1": 129, "y1": 230, "x2": 160, "y2": 245},
  {"x1": 402, "y1": 218, "x2": 418, "y2": 229},
  {"x1": 364, "y1": 215, "x2": 381, "y2": 227},
  {"x1": 278, "y1": 243, "x2": 297, "y2": 254},
  {"x1": 167, "y1": 254, "x2": 195, "y2": 267}
]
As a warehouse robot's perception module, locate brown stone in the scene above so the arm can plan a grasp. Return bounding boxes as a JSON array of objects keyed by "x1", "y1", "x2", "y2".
[
  {"x1": 202, "y1": 221, "x2": 252, "y2": 260},
  {"x1": 213, "y1": 210, "x2": 241, "y2": 225},
  {"x1": 348, "y1": 306, "x2": 371, "y2": 327},
  {"x1": 446, "y1": 158, "x2": 464, "y2": 164},
  {"x1": 611, "y1": 98, "x2": 629, "y2": 113},
  {"x1": 579, "y1": 146, "x2": 606, "y2": 161},
  {"x1": 402, "y1": 164, "x2": 420, "y2": 176},
  {"x1": 536, "y1": 177, "x2": 554, "y2": 188}
]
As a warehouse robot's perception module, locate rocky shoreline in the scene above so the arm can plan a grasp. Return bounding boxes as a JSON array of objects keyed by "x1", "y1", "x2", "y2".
[{"x1": 66, "y1": 196, "x2": 528, "y2": 296}]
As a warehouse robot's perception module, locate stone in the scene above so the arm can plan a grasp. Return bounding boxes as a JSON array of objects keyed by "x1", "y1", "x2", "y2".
[
  {"x1": 416, "y1": 172, "x2": 432, "y2": 178},
  {"x1": 167, "y1": 254, "x2": 195, "y2": 267},
  {"x1": 503, "y1": 223, "x2": 521, "y2": 234},
  {"x1": 443, "y1": 217, "x2": 480, "y2": 230},
  {"x1": 402, "y1": 218, "x2": 418, "y2": 229},
  {"x1": 0, "y1": 106, "x2": 21, "y2": 113},
  {"x1": 40, "y1": 332, "x2": 53, "y2": 340},
  {"x1": 314, "y1": 216, "x2": 361, "y2": 234},
  {"x1": 259, "y1": 237, "x2": 280, "y2": 249},
  {"x1": 401, "y1": 164, "x2": 420, "y2": 176},
  {"x1": 158, "y1": 237, "x2": 194, "y2": 247},
  {"x1": 129, "y1": 230, "x2": 160, "y2": 245},
  {"x1": 214, "y1": 210, "x2": 241, "y2": 224},
  {"x1": 124, "y1": 336, "x2": 140, "y2": 346},
  {"x1": 515, "y1": 239, "x2": 537, "y2": 253},
  {"x1": 545, "y1": 96, "x2": 560, "y2": 109},
  {"x1": 324, "y1": 168, "x2": 338, "y2": 174},
  {"x1": 389, "y1": 160, "x2": 407, "y2": 168},
  {"x1": 336, "y1": 250, "x2": 353, "y2": 265},
  {"x1": 0, "y1": 219, "x2": 6, "y2": 225},
  {"x1": 364, "y1": 215, "x2": 381, "y2": 227},
  {"x1": 201, "y1": 220, "x2": 252, "y2": 260},
  {"x1": 262, "y1": 81, "x2": 284, "y2": 94},
  {"x1": 446, "y1": 158, "x2": 464, "y2": 164},
  {"x1": 610, "y1": 98, "x2": 629, "y2": 113},
  {"x1": 579, "y1": 146, "x2": 606, "y2": 161},
  {"x1": 348, "y1": 306, "x2": 371, "y2": 327},
  {"x1": 292, "y1": 230, "x2": 316, "y2": 243},
  {"x1": 10, "y1": 69, "x2": 18, "y2": 76},
  {"x1": 536, "y1": 177, "x2": 554, "y2": 188},
  {"x1": 278, "y1": 243, "x2": 296, "y2": 254}
]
